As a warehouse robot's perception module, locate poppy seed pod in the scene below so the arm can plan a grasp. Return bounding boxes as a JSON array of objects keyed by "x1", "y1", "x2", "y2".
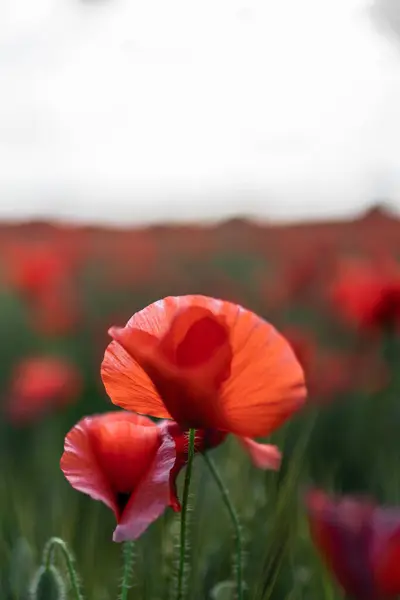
[{"x1": 29, "y1": 565, "x2": 66, "y2": 600}]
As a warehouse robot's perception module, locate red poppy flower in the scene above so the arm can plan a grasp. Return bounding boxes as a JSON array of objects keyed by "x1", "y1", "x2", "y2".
[
  {"x1": 101, "y1": 295, "x2": 306, "y2": 438},
  {"x1": 61, "y1": 412, "x2": 176, "y2": 542},
  {"x1": 330, "y1": 258, "x2": 400, "y2": 331},
  {"x1": 60, "y1": 413, "x2": 282, "y2": 541},
  {"x1": 306, "y1": 489, "x2": 400, "y2": 599},
  {"x1": 6, "y1": 357, "x2": 81, "y2": 424}
]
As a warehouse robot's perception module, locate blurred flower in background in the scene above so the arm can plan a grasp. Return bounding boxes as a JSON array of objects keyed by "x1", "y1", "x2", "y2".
[
  {"x1": 3, "y1": 239, "x2": 81, "y2": 335},
  {"x1": 6, "y1": 356, "x2": 81, "y2": 425},
  {"x1": 306, "y1": 489, "x2": 400, "y2": 600},
  {"x1": 329, "y1": 256, "x2": 400, "y2": 332}
]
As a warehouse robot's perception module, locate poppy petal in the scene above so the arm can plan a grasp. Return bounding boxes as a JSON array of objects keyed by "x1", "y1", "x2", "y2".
[
  {"x1": 218, "y1": 303, "x2": 305, "y2": 437},
  {"x1": 60, "y1": 412, "x2": 160, "y2": 519},
  {"x1": 113, "y1": 424, "x2": 177, "y2": 542},
  {"x1": 103, "y1": 296, "x2": 306, "y2": 437},
  {"x1": 101, "y1": 330, "x2": 171, "y2": 420},
  {"x1": 102, "y1": 296, "x2": 232, "y2": 422},
  {"x1": 160, "y1": 305, "x2": 230, "y2": 373},
  {"x1": 238, "y1": 437, "x2": 282, "y2": 470},
  {"x1": 88, "y1": 413, "x2": 161, "y2": 499},
  {"x1": 110, "y1": 323, "x2": 232, "y2": 429},
  {"x1": 60, "y1": 416, "x2": 117, "y2": 515}
]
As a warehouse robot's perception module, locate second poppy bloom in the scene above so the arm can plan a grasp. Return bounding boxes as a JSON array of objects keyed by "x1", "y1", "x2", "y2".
[
  {"x1": 101, "y1": 295, "x2": 306, "y2": 439},
  {"x1": 61, "y1": 412, "x2": 177, "y2": 542}
]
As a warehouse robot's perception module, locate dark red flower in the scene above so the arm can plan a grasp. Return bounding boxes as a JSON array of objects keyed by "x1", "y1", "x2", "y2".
[
  {"x1": 101, "y1": 295, "x2": 306, "y2": 438},
  {"x1": 6, "y1": 357, "x2": 81, "y2": 424},
  {"x1": 330, "y1": 258, "x2": 400, "y2": 331},
  {"x1": 306, "y1": 489, "x2": 400, "y2": 599}
]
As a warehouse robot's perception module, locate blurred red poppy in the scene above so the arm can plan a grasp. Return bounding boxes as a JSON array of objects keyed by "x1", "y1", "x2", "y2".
[
  {"x1": 61, "y1": 412, "x2": 281, "y2": 541},
  {"x1": 5, "y1": 242, "x2": 71, "y2": 298},
  {"x1": 32, "y1": 286, "x2": 80, "y2": 336},
  {"x1": 330, "y1": 257, "x2": 400, "y2": 331},
  {"x1": 283, "y1": 328, "x2": 352, "y2": 403},
  {"x1": 306, "y1": 489, "x2": 400, "y2": 599},
  {"x1": 7, "y1": 357, "x2": 81, "y2": 424},
  {"x1": 4, "y1": 241, "x2": 80, "y2": 335},
  {"x1": 101, "y1": 295, "x2": 306, "y2": 439},
  {"x1": 284, "y1": 326, "x2": 389, "y2": 404}
]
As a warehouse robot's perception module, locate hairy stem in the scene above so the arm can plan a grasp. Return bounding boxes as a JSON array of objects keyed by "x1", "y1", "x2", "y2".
[
  {"x1": 202, "y1": 452, "x2": 244, "y2": 600},
  {"x1": 119, "y1": 541, "x2": 135, "y2": 600},
  {"x1": 42, "y1": 537, "x2": 83, "y2": 600},
  {"x1": 176, "y1": 428, "x2": 196, "y2": 600}
]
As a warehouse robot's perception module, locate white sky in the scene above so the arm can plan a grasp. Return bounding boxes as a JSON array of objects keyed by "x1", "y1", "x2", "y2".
[{"x1": 1, "y1": 0, "x2": 400, "y2": 225}]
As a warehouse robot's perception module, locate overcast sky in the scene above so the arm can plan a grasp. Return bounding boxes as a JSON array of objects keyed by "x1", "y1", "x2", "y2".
[{"x1": 1, "y1": 0, "x2": 400, "y2": 225}]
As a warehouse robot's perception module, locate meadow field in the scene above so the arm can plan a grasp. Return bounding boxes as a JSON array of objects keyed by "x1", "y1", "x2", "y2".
[{"x1": 2, "y1": 206, "x2": 400, "y2": 600}]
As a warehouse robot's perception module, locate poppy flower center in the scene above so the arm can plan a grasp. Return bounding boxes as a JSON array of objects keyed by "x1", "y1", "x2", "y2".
[{"x1": 90, "y1": 420, "x2": 160, "y2": 497}]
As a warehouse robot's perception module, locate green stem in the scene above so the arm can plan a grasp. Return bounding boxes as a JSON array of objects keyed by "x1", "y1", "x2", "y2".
[
  {"x1": 119, "y1": 541, "x2": 135, "y2": 600},
  {"x1": 202, "y1": 452, "x2": 244, "y2": 600},
  {"x1": 42, "y1": 537, "x2": 84, "y2": 600},
  {"x1": 176, "y1": 428, "x2": 196, "y2": 600}
]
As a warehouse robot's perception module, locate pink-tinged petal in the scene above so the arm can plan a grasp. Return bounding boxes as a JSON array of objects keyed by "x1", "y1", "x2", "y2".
[
  {"x1": 60, "y1": 416, "x2": 117, "y2": 515},
  {"x1": 238, "y1": 437, "x2": 282, "y2": 470},
  {"x1": 88, "y1": 413, "x2": 161, "y2": 498},
  {"x1": 113, "y1": 424, "x2": 177, "y2": 542}
]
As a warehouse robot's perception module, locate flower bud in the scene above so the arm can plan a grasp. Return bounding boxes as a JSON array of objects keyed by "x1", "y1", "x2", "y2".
[{"x1": 29, "y1": 565, "x2": 66, "y2": 600}]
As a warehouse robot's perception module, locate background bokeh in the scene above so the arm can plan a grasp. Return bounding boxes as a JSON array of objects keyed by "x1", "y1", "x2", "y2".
[{"x1": 2, "y1": 206, "x2": 400, "y2": 599}]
